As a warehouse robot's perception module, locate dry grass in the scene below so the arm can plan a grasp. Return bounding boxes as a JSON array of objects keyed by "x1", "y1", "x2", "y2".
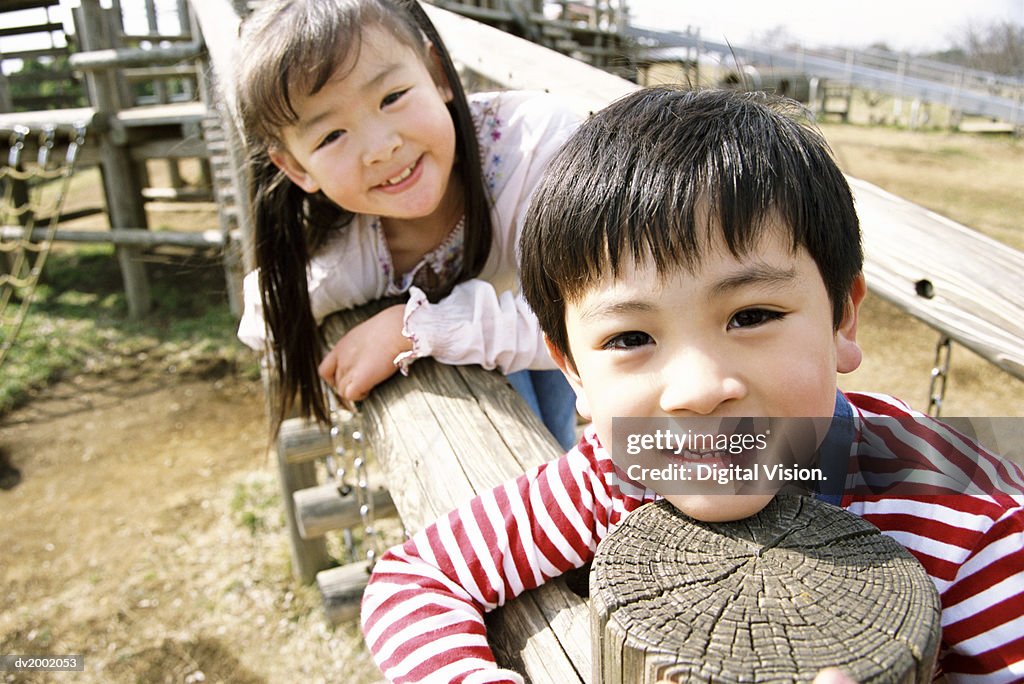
[
  {"x1": 815, "y1": 122, "x2": 1024, "y2": 417},
  {"x1": 820, "y1": 123, "x2": 1024, "y2": 251}
]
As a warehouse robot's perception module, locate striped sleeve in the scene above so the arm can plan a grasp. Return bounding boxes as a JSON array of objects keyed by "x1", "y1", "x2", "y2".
[
  {"x1": 844, "y1": 392, "x2": 1024, "y2": 682},
  {"x1": 360, "y1": 432, "x2": 653, "y2": 683}
]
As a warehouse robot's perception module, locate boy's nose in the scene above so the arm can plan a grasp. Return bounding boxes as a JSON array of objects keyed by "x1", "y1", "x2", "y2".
[{"x1": 658, "y1": 351, "x2": 745, "y2": 416}]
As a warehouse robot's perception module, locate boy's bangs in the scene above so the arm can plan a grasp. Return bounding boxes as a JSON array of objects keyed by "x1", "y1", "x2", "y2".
[{"x1": 555, "y1": 162, "x2": 785, "y2": 305}]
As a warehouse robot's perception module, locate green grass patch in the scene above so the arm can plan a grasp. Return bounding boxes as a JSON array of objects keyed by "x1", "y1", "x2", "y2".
[{"x1": 1, "y1": 244, "x2": 259, "y2": 415}]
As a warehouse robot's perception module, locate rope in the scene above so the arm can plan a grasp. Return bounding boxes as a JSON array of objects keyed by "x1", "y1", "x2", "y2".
[{"x1": 0, "y1": 122, "x2": 88, "y2": 370}]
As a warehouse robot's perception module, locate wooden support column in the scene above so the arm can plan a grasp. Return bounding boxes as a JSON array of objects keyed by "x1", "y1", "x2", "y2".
[{"x1": 74, "y1": 0, "x2": 152, "y2": 318}]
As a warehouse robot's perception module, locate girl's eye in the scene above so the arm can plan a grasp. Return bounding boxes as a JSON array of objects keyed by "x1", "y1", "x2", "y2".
[
  {"x1": 603, "y1": 331, "x2": 653, "y2": 350},
  {"x1": 381, "y1": 88, "x2": 410, "y2": 108},
  {"x1": 728, "y1": 308, "x2": 785, "y2": 330},
  {"x1": 317, "y1": 130, "x2": 345, "y2": 149}
]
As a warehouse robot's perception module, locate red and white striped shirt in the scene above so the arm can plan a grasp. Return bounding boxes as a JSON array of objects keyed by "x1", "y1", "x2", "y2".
[{"x1": 361, "y1": 392, "x2": 1024, "y2": 683}]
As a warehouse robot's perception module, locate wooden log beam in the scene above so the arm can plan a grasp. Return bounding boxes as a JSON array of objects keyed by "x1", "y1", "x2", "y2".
[
  {"x1": 852, "y1": 177, "x2": 1024, "y2": 381},
  {"x1": 69, "y1": 42, "x2": 204, "y2": 71},
  {"x1": 277, "y1": 418, "x2": 333, "y2": 465},
  {"x1": 294, "y1": 483, "x2": 397, "y2": 540},
  {"x1": 0, "y1": 225, "x2": 227, "y2": 248},
  {"x1": 591, "y1": 497, "x2": 941, "y2": 683},
  {"x1": 423, "y1": 2, "x2": 638, "y2": 118},
  {"x1": 321, "y1": 301, "x2": 591, "y2": 681}
]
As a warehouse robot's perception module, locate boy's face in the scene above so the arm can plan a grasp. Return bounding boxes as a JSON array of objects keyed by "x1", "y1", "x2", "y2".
[{"x1": 548, "y1": 222, "x2": 865, "y2": 522}]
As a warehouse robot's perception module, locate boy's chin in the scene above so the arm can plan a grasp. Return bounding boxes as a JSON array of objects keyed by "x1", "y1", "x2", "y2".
[{"x1": 661, "y1": 493, "x2": 775, "y2": 522}]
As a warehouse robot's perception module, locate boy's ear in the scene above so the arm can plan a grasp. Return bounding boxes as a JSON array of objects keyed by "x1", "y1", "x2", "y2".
[
  {"x1": 835, "y1": 273, "x2": 867, "y2": 374},
  {"x1": 426, "y1": 42, "x2": 454, "y2": 102},
  {"x1": 545, "y1": 336, "x2": 591, "y2": 420},
  {"x1": 268, "y1": 146, "x2": 320, "y2": 194}
]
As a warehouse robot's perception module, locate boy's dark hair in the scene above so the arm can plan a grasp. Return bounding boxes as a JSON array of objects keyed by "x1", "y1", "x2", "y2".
[
  {"x1": 235, "y1": 0, "x2": 492, "y2": 430},
  {"x1": 520, "y1": 87, "x2": 863, "y2": 365}
]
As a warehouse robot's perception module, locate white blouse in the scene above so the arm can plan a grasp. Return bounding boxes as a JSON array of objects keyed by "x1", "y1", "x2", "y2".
[{"x1": 238, "y1": 90, "x2": 580, "y2": 373}]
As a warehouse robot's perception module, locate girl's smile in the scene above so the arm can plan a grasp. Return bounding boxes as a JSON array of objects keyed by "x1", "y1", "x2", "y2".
[{"x1": 379, "y1": 157, "x2": 420, "y2": 189}]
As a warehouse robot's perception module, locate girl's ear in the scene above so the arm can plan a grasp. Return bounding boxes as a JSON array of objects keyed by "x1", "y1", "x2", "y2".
[
  {"x1": 545, "y1": 337, "x2": 592, "y2": 420},
  {"x1": 268, "y1": 146, "x2": 320, "y2": 194},
  {"x1": 426, "y1": 42, "x2": 454, "y2": 102},
  {"x1": 836, "y1": 273, "x2": 866, "y2": 374}
]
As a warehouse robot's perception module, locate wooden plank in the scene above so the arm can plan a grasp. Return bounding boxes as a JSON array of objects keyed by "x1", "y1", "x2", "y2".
[
  {"x1": 322, "y1": 304, "x2": 589, "y2": 682},
  {"x1": 0, "y1": 47, "x2": 70, "y2": 61},
  {"x1": 0, "y1": 22, "x2": 64, "y2": 39},
  {"x1": 0, "y1": 108, "x2": 97, "y2": 134},
  {"x1": 1, "y1": 0, "x2": 61, "y2": 11},
  {"x1": 293, "y1": 483, "x2": 397, "y2": 539},
  {"x1": 424, "y1": 2, "x2": 638, "y2": 118},
  {"x1": 851, "y1": 177, "x2": 1024, "y2": 381},
  {"x1": 69, "y1": 42, "x2": 203, "y2": 71},
  {"x1": 0, "y1": 225, "x2": 227, "y2": 248}
]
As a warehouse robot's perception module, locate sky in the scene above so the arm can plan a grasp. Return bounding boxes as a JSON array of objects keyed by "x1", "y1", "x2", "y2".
[
  {"x1": 2, "y1": 1, "x2": 1021, "y2": 61},
  {"x1": 626, "y1": 0, "x2": 1024, "y2": 52}
]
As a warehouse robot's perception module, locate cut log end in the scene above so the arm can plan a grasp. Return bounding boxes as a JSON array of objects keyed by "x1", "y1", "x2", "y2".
[{"x1": 590, "y1": 497, "x2": 941, "y2": 684}]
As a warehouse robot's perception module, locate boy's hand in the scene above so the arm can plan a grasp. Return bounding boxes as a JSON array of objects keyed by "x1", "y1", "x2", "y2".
[
  {"x1": 318, "y1": 304, "x2": 411, "y2": 401},
  {"x1": 813, "y1": 669, "x2": 857, "y2": 684}
]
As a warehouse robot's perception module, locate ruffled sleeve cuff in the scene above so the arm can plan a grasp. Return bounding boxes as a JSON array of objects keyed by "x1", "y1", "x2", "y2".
[
  {"x1": 237, "y1": 270, "x2": 269, "y2": 352},
  {"x1": 393, "y1": 287, "x2": 431, "y2": 375}
]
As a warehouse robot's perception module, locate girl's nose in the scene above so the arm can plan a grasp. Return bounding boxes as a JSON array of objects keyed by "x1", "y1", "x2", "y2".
[
  {"x1": 658, "y1": 351, "x2": 746, "y2": 416},
  {"x1": 362, "y1": 126, "x2": 402, "y2": 166}
]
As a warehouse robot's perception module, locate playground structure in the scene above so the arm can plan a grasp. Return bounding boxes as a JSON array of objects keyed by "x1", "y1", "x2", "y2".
[
  {"x1": 0, "y1": 0, "x2": 247, "y2": 324},
  {"x1": 2, "y1": 0, "x2": 1023, "y2": 679},
  {"x1": 629, "y1": 24, "x2": 1024, "y2": 130}
]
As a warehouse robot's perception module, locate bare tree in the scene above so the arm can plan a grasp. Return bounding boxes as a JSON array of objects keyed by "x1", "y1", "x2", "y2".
[{"x1": 954, "y1": 19, "x2": 1023, "y2": 77}]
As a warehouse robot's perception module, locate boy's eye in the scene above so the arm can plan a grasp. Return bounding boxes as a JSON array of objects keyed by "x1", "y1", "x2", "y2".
[
  {"x1": 728, "y1": 308, "x2": 784, "y2": 330},
  {"x1": 603, "y1": 331, "x2": 653, "y2": 350},
  {"x1": 316, "y1": 130, "x2": 345, "y2": 149},
  {"x1": 381, "y1": 88, "x2": 410, "y2": 108}
]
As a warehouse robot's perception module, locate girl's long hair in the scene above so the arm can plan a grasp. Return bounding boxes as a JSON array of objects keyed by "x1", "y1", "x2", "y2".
[{"x1": 236, "y1": 0, "x2": 493, "y2": 433}]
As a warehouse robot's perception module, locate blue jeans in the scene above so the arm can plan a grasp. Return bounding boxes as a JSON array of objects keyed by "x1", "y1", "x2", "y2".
[{"x1": 507, "y1": 369, "x2": 578, "y2": 451}]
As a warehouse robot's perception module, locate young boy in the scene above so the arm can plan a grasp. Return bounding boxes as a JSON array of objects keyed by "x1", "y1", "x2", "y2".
[{"x1": 360, "y1": 87, "x2": 1024, "y2": 683}]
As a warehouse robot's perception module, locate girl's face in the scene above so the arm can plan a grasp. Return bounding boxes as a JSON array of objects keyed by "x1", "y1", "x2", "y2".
[{"x1": 269, "y1": 26, "x2": 458, "y2": 225}]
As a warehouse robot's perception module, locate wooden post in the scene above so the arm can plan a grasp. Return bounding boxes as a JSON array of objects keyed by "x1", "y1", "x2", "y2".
[
  {"x1": 275, "y1": 417, "x2": 334, "y2": 584},
  {"x1": 590, "y1": 497, "x2": 941, "y2": 683},
  {"x1": 74, "y1": 0, "x2": 152, "y2": 318}
]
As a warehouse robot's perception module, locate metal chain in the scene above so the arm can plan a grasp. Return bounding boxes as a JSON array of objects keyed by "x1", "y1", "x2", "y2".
[
  {"x1": 927, "y1": 334, "x2": 952, "y2": 417},
  {"x1": 325, "y1": 391, "x2": 384, "y2": 568},
  {"x1": 0, "y1": 123, "x2": 88, "y2": 369}
]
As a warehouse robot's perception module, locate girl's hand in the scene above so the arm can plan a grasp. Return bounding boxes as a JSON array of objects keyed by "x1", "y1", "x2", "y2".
[{"x1": 318, "y1": 304, "x2": 411, "y2": 401}]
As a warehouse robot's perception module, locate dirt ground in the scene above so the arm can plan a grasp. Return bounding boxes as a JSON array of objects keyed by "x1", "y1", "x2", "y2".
[{"x1": 2, "y1": 127, "x2": 1023, "y2": 683}]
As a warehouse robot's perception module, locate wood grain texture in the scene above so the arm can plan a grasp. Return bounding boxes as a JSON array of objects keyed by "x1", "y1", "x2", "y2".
[
  {"x1": 322, "y1": 303, "x2": 590, "y2": 682},
  {"x1": 591, "y1": 497, "x2": 941, "y2": 684},
  {"x1": 852, "y1": 177, "x2": 1024, "y2": 381}
]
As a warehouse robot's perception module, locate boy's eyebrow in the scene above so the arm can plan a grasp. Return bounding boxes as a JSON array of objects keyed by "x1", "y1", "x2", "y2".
[
  {"x1": 574, "y1": 264, "x2": 798, "y2": 324},
  {"x1": 576, "y1": 299, "x2": 657, "y2": 325},
  {"x1": 709, "y1": 264, "x2": 798, "y2": 297}
]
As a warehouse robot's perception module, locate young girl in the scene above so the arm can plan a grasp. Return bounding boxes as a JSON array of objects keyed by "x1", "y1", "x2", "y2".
[{"x1": 233, "y1": 0, "x2": 580, "y2": 448}]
